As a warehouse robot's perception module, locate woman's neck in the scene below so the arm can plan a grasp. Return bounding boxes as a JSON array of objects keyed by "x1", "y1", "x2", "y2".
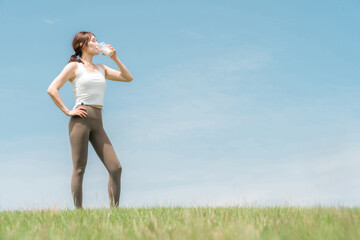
[{"x1": 80, "y1": 53, "x2": 93, "y2": 65}]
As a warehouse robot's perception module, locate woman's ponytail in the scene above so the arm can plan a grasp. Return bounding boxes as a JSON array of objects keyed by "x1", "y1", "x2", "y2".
[{"x1": 68, "y1": 54, "x2": 82, "y2": 63}]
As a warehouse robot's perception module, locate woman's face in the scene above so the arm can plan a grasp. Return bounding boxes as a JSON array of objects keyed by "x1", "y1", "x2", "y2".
[{"x1": 83, "y1": 35, "x2": 99, "y2": 55}]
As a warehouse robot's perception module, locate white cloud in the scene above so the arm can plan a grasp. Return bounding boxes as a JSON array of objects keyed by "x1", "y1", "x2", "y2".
[
  {"x1": 1, "y1": 132, "x2": 359, "y2": 210},
  {"x1": 44, "y1": 19, "x2": 55, "y2": 24}
]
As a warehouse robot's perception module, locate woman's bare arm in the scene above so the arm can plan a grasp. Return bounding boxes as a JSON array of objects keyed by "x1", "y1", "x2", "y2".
[
  {"x1": 98, "y1": 44, "x2": 133, "y2": 82},
  {"x1": 98, "y1": 57, "x2": 133, "y2": 82},
  {"x1": 47, "y1": 62, "x2": 86, "y2": 117}
]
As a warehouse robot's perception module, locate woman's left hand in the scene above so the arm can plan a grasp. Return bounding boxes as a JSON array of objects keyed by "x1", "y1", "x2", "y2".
[{"x1": 103, "y1": 44, "x2": 117, "y2": 60}]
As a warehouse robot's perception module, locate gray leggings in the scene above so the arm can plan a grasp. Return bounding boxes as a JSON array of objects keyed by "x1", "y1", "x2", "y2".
[{"x1": 68, "y1": 104, "x2": 122, "y2": 209}]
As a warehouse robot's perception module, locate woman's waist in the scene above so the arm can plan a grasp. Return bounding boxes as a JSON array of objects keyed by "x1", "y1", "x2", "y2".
[
  {"x1": 87, "y1": 104, "x2": 102, "y2": 109},
  {"x1": 75, "y1": 103, "x2": 102, "y2": 109}
]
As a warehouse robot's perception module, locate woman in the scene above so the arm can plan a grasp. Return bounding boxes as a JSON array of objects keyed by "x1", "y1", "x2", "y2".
[{"x1": 47, "y1": 31, "x2": 133, "y2": 209}]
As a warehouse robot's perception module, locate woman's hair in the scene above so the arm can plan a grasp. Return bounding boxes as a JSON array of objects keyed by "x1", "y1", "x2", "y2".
[{"x1": 68, "y1": 31, "x2": 96, "y2": 64}]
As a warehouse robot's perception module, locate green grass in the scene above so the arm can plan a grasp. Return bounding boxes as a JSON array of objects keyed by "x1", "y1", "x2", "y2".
[{"x1": 1, "y1": 205, "x2": 359, "y2": 240}]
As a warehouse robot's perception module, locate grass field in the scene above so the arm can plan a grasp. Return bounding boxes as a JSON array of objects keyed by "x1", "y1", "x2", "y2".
[{"x1": 0, "y1": 205, "x2": 359, "y2": 240}]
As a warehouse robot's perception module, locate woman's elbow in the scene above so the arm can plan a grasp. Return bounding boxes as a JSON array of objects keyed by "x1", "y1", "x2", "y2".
[{"x1": 47, "y1": 87, "x2": 57, "y2": 95}]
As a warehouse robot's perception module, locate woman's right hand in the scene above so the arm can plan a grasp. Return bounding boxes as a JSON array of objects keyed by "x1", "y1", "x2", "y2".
[{"x1": 67, "y1": 107, "x2": 88, "y2": 118}]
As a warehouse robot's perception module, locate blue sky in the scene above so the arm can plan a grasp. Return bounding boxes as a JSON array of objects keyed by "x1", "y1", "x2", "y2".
[{"x1": 1, "y1": 0, "x2": 360, "y2": 210}]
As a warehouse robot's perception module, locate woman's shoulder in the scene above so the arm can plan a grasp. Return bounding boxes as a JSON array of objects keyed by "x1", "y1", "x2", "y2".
[
  {"x1": 67, "y1": 62, "x2": 81, "y2": 82},
  {"x1": 66, "y1": 61, "x2": 80, "y2": 71},
  {"x1": 68, "y1": 61, "x2": 79, "y2": 66},
  {"x1": 96, "y1": 63, "x2": 106, "y2": 71}
]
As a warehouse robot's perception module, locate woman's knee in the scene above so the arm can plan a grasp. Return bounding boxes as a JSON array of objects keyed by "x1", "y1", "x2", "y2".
[
  {"x1": 110, "y1": 164, "x2": 122, "y2": 176},
  {"x1": 73, "y1": 167, "x2": 86, "y2": 176}
]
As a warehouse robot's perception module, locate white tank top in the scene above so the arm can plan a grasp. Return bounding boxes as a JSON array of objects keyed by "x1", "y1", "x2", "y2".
[{"x1": 70, "y1": 62, "x2": 106, "y2": 110}]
